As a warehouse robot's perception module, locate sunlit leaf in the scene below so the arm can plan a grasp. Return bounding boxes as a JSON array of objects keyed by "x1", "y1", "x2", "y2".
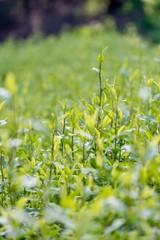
[{"x1": 5, "y1": 72, "x2": 17, "y2": 95}]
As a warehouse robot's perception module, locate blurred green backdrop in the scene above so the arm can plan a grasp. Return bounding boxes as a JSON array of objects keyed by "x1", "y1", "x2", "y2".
[{"x1": 0, "y1": 0, "x2": 159, "y2": 43}]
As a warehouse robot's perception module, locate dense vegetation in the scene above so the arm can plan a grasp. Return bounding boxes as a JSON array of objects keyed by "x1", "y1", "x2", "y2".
[{"x1": 0, "y1": 27, "x2": 160, "y2": 239}]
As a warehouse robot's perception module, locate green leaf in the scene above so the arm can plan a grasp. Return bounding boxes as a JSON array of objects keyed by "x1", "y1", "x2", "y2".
[
  {"x1": 97, "y1": 50, "x2": 104, "y2": 63},
  {"x1": 5, "y1": 72, "x2": 17, "y2": 95},
  {"x1": 0, "y1": 101, "x2": 6, "y2": 112},
  {"x1": 102, "y1": 114, "x2": 111, "y2": 128}
]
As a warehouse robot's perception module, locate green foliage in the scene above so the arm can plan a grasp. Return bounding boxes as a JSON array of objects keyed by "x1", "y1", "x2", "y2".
[{"x1": 0, "y1": 28, "x2": 160, "y2": 239}]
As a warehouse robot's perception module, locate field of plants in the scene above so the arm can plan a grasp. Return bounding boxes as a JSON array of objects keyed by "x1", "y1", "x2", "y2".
[{"x1": 0, "y1": 25, "x2": 160, "y2": 239}]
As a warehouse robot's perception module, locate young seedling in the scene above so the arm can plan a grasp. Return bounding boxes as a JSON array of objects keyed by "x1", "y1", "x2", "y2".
[{"x1": 96, "y1": 47, "x2": 108, "y2": 129}]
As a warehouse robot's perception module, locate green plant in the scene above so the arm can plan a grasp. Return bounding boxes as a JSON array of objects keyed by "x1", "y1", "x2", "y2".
[{"x1": 0, "y1": 27, "x2": 159, "y2": 239}]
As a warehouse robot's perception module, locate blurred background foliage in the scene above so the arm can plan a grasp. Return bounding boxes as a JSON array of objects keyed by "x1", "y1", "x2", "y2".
[{"x1": 0, "y1": 0, "x2": 160, "y2": 43}]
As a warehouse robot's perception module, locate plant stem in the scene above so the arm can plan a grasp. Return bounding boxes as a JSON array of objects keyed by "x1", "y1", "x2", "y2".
[
  {"x1": 62, "y1": 117, "x2": 66, "y2": 156},
  {"x1": 71, "y1": 125, "x2": 75, "y2": 162},
  {"x1": 0, "y1": 149, "x2": 5, "y2": 206},
  {"x1": 49, "y1": 124, "x2": 56, "y2": 183},
  {"x1": 82, "y1": 137, "x2": 86, "y2": 166},
  {"x1": 61, "y1": 105, "x2": 67, "y2": 157},
  {"x1": 8, "y1": 151, "x2": 13, "y2": 205},
  {"x1": 99, "y1": 60, "x2": 103, "y2": 109},
  {"x1": 97, "y1": 58, "x2": 103, "y2": 131},
  {"x1": 114, "y1": 102, "x2": 118, "y2": 161}
]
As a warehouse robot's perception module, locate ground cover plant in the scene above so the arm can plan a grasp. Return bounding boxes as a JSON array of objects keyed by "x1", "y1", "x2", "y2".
[{"x1": 0, "y1": 26, "x2": 160, "y2": 239}]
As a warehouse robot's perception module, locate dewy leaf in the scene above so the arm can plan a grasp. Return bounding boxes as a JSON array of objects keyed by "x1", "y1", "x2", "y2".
[
  {"x1": 76, "y1": 130, "x2": 93, "y2": 140},
  {"x1": 80, "y1": 168, "x2": 97, "y2": 175},
  {"x1": 22, "y1": 175, "x2": 37, "y2": 189},
  {"x1": 104, "y1": 218, "x2": 126, "y2": 235},
  {"x1": 0, "y1": 118, "x2": 8, "y2": 126},
  {"x1": 8, "y1": 138, "x2": 22, "y2": 148},
  {"x1": 144, "y1": 135, "x2": 160, "y2": 162},
  {"x1": 137, "y1": 114, "x2": 157, "y2": 124},
  {"x1": 139, "y1": 87, "x2": 151, "y2": 101},
  {"x1": 45, "y1": 203, "x2": 74, "y2": 229},
  {"x1": 103, "y1": 197, "x2": 126, "y2": 213}
]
